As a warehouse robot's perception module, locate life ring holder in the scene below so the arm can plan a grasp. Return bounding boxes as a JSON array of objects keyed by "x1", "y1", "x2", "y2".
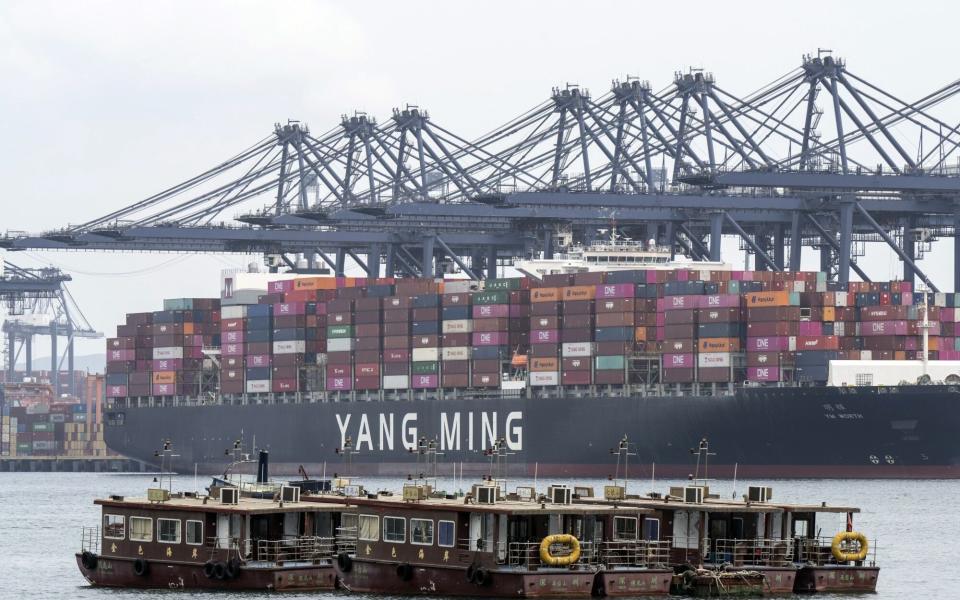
[
  {"x1": 830, "y1": 531, "x2": 869, "y2": 562},
  {"x1": 539, "y1": 534, "x2": 582, "y2": 567}
]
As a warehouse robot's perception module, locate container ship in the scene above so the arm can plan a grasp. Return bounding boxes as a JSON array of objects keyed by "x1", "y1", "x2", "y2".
[{"x1": 102, "y1": 243, "x2": 960, "y2": 478}]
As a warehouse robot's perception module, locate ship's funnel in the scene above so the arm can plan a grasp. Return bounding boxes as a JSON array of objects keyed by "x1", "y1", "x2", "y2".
[{"x1": 257, "y1": 450, "x2": 269, "y2": 483}]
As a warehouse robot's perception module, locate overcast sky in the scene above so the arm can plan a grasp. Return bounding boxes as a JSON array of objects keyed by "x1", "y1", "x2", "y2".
[{"x1": 2, "y1": 0, "x2": 959, "y2": 359}]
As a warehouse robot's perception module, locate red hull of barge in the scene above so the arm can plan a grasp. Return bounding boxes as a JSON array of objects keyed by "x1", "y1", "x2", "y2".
[
  {"x1": 75, "y1": 553, "x2": 337, "y2": 591},
  {"x1": 794, "y1": 565, "x2": 880, "y2": 593},
  {"x1": 594, "y1": 569, "x2": 673, "y2": 596}
]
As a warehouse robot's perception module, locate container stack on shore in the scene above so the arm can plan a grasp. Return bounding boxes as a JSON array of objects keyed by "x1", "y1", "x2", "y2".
[
  {"x1": 0, "y1": 375, "x2": 108, "y2": 457},
  {"x1": 104, "y1": 269, "x2": 960, "y2": 400}
]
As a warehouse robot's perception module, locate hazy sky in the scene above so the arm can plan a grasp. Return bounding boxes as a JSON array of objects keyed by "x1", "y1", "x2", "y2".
[{"x1": 2, "y1": 0, "x2": 959, "y2": 358}]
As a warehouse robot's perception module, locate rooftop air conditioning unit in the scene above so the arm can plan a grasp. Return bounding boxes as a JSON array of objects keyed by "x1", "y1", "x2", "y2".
[
  {"x1": 748, "y1": 486, "x2": 773, "y2": 502},
  {"x1": 474, "y1": 485, "x2": 497, "y2": 505},
  {"x1": 147, "y1": 488, "x2": 170, "y2": 503},
  {"x1": 549, "y1": 485, "x2": 573, "y2": 505},
  {"x1": 220, "y1": 487, "x2": 239, "y2": 505},
  {"x1": 683, "y1": 486, "x2": 704, "y2": 504},
  {"x1": 402, "y1": 484, "x2": 427, "y2": 501},
  {"x1": 280, "y1": 485, "x2": 300, "y2": 503},
  {"x1": 574, "y1": 486, "x2": 594, "y2": 498},
  {"x1": 603, "y1": 485, "x2": 626, "y2": 500}
]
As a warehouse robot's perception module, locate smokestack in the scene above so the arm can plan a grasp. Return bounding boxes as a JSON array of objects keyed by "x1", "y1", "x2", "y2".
[{"x1": 256, "y1": 450, "x2": 269, "y2": 483}]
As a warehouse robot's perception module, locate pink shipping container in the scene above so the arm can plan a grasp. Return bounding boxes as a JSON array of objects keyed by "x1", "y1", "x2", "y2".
[
  {"x1": 222, "y1": 343, "x2": 244, "y2": 356},
  {"x1": 153, "y1": 383, "x2": 174, "y2": 396},
  {"x1": 247, "y1": 354, "x2": 271, "y2": 367},
  {"x1": 747, "y1": 336, "x2": 793, "y2": 352},
  {"x1": 700, "y1": 294, "x2": 741, "y2": 308},
  {"x1": 412, "y1": 374, "x2": 439, "y2": 389},
  {"x1": 596, "y1": 283, "x2": 634, "y2": 299},
  {"x1": 273, "y1": 302, "x2": 308, "y2": 315},
  {"x1": 659, "y1": 295, "x2": 699, "y2": 311},
  {"x1": 473, "y1": 304, "x2": 510, "y2": 319},
  {"x1": 108, "y1": 349, "x2": 135, "y2": 362},
  {"x1": 152, "y1": 359, "x2": 182, "y2": 371},
  {"x1": 747, "y1": 366, "x2": 781, "y2": 382},
  {"x1": 326, "y1": 376, "x2": 352, "y2": 391},
  {"x1": 663, "y1": 353, "x2": 694, "y2": 368},
  {"x1": 223, "y1": 330, "x2": 245, "y2": 344},
  {"x1": 798, "y1": 321, "x2": 824, "y2": 336},
  {"x1": 268, "y1": 280, "x2": 295, "y2": 293},
  {"x1": 531, "y1": 329, "x2": 559, "y2": 344},
  {"x1": 473, "y1": 331, "x2": 508, "y2": 346},
  {"x1": 939, "y1": 350, "x2": 960, "y2": 360},
  {"x1": 106, "y1": 385, "x2": 128, "y2": 397}
]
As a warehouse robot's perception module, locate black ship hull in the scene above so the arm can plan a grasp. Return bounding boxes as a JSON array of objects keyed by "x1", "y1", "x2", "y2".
[{"x1": 104, "y1": 385, "x2": 960, "y2": 478}]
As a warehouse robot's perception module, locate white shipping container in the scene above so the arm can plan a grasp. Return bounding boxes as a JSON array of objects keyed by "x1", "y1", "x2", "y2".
[
  {"x1": 788, "y1": 336, "x2": 797, "y2": 352},
  {"x1": 530, "y1": 371, "x2": 560, "y2": 386},
  {"x1": 562, "y1": 342, "x2": 594, "y2": 357},
  {"x1": 221, "y1": 305, "x2": 248, "y2": 319},
  {"x1": 382, "y1": 375, "x2": 410, "y2": 389},
  {"x1": 246, "y1": 379, "x2": 271, "y2": 394},
  {"x1": 835, "y1": 292, "x2": 848, "y2": 307},
  {"x1": 697, "y1": 352, "x2": 731, "y2": 368},
  {"x1": 273, "y1": 340, "x2": 306, "y2": 354},
  {"x1": 442, "y1": 319, "x2": 473, "y2": 334},
  {"x1": 444, "y1": 280, "x2": 481, "y2": 294},
  {"x1": 834, "y1": 321, "x2": 846, "y2": 336},
  {"x1": 860, "y1": 350, "x2": 872, "y2": 360},
  {"x1": 153, "y1": 346, "x2": 184, "y2": 360},
  {"x1": 412, "y1": 347, "x2": 440, "y2": 362},
  {"x1": 326, "y1": 338, "x2": 355, "y2": 352},
  {"x1": 441, "y1": 346, "x2": 470, "y2": 361},
  {"x1": 828, "y1": 360, "x2": 960, "y2": 386}
]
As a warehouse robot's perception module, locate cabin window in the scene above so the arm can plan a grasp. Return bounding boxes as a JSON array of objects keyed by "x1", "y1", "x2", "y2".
[
  {"x1": 130, "y1": 516, "x2": 153, "y2": 542},
  {"x1": 103, "y1": 514, "x2": 125, "y2": 540},
  {"x1": 158, "y1": 518, "x2": 181, "y2": 544},
  {"x1": 614, "y1": 516, "x2": 638, "y2": 540},
  {"x1": 186, "y1": 520, "x2": 204, "y2": 545},
  {"x1": 358, "y1": 514, "x2": 380, "y2": 541},
  {"x1": 438, "y1": 520, "x2": 456, "y2": 547},
  {"x1": 340, "y1": 512, "x2": 358, "y2": 538},
  {"x1": 383, "y1": 517, "x2": 406, "y2": 543},
  {"x1": 411, "y1": 519, "x2": 434, "y2": 545},
  {"x1": 643, "y1": 518, "x2": 661, "y2": 540}
]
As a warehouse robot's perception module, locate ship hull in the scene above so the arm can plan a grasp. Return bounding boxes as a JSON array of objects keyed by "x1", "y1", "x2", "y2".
[{"x1": 104, "y1": 385, "x2": 960, "y2": 478}]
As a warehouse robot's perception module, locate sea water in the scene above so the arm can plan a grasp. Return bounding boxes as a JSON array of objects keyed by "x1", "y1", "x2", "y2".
[{"x1": 0, "y1": 472, "x2": 954, "y2": 598}]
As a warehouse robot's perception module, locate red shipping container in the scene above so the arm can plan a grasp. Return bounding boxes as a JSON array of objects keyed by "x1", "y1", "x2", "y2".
[
  {"x1": 531, "y1": 302, "x2": 561, "y2": 316},
  {"x1": 662, "y1": 339, "x2": 695, "y2": 353},
  {"x1": 796, "y1": 336, "x2": 839, "y2": 350},
  {"x1": 442, "y1": 360, "x2": 469, "y2": 374},
  {"x1": 561, "y1": 371, "x2": 592, "y2": 385},
  {"x1": 354, "y1": 376, "x2": 380, "y2": 390},
  {"x1": 596, "y1": 298, "x2": 635, "y2": 313},
  {"x1": 384, "y1": 349, "x2": 410, "y2": 362},
  {"x1": 662, "y1": 368, "x2": 695, "y2": 383},
  {"x1": 442, "y1": 373, "x2": 470, "y2": 388},
  {"x1": 530, "y1": 316, "x2": 560, "y2": 329},
  {"x1": 327, "y1": 364, "x2": 351, "y2": 378},
  {"x1": 561, "y1": 357, "x2": 591, "y2": 371},
  {"x1": 561, "y1": 314, "x2": 594, "y2": 329},
  {"x1": 472, "y1": 372, "x2": 500, "y2": 387},
  {"x1": 698, "y1": 367, "x2": 731, "y2": 383},
  {"x1": 442, "y1": 333, "x2": 470, "y2": 347},
  {"x1": 594, "y1": 370, "x2": 626, "y2": 384},
  {"x1": 472, "y1": 359, "x2": 500, "y2": 373},
  {"x1": 272, "y1": 379, "x2": 300, "y2": 393},
  {"x1": 355, "y1": 363, "x2": 381, "y2": 378},
  {"x1": 473, "y1": 318, "x2": 509, "y2": 332}
]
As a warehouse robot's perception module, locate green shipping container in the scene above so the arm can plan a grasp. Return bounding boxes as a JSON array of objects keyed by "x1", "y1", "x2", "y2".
[
  {"x1": 32, "y1": 422, "x2": 55, "y2": 432},
  {"x1": 484, "y1": 278, "x2": 523, "y2": 291},
  {"x1": 472, "y1": 290, "x2": 509, "y2": 305},
  {"x1": 163, "y1": 298, "x2": 194, "y2": 311},
  {"x1": 17, "y1": 442, "x2": 31, "y2": 453},
  {"x1": 327, "y1": 325, "x2": 354, "y2": 338},
  {"x1": 411, "y1": 361, "x2": 439, "y2": 374},
  {"x1": 595, "y1": 355, "x2": 626, "y2": 370}
]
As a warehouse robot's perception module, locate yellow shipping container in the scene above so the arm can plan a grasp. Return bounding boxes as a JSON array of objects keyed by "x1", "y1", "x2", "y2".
[
  {"x1": 823, "y1": 306, "x2": 836, "y2": 322},
  {"x1": 563, "y1": 285, "x2": 596, "y2": 301},
  {"x1": 746, "y1": 291, "x2": 791, "y2": 307},
  {"x1": 531, "y1": 288, "x2": 560, "y2": 303}
]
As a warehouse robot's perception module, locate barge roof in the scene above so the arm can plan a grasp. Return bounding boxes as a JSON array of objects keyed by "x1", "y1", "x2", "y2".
[
  {"x1": 95, "y1": 494, "x2": 348, "y2": 514},
  {"x1": 309, "y1": 492, "x2": 656, "y2": 516}
]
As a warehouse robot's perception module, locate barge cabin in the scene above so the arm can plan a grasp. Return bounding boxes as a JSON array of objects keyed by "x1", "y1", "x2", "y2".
[
  {"x1": 581, "y1": 484, "x2": 879, "y2": 595},
  {"x1": 76, "y1": 485, "x2": 348, "y2": 591},
  {"x1": 313, "y1": 482, "x2": 675, "y2": 597}
]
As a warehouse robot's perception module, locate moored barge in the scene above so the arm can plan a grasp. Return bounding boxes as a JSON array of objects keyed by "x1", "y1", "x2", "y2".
[{"x1": 76, "y1": 485, "x2": 347, "y2": 591}]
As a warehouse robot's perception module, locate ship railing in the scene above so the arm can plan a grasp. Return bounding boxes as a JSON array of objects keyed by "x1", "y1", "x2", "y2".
[
  {"x1": 598, "y1": 540, "x2": 670, "y2": 568},
  {"x1": 503, "y1": 540, "x2": 596, "y2": 568},
  {"x1": 335, "y1": 526, "x2": 358, "y2": 555},
  {"x1": 712, "y1": 538, "x2": 794, "y2": 567},
  {"x1": 80, "y1": 526, "x2": 101, "y2": 554},
  {"x1": 795, "y1": 536, "x2": 878, "y2": 567},
  {"x1": 250, "y1": 536, "x2": 337, "y2": 564}
]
